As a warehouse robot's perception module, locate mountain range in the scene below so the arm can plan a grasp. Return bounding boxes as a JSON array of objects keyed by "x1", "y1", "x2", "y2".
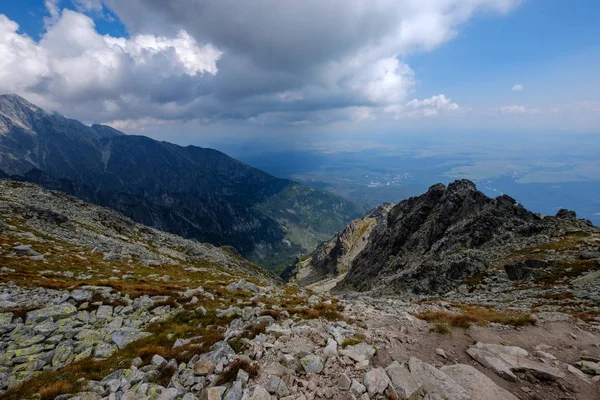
[{"x1": 0, "y1": 94, "x2": 363, "y2": 272}]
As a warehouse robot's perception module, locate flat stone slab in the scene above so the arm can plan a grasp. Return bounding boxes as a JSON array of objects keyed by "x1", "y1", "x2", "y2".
[
  {"x1": 441, "y1": 364, "x2": 519, "y2": 400},
  {"x1": 27, "y1": 303, "x2": 77, "y2": 323}
]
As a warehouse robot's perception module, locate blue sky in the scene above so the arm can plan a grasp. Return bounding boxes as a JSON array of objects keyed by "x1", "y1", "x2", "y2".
[{"x1": 0, "y1": 0, "x2": 598, "y2": 143}]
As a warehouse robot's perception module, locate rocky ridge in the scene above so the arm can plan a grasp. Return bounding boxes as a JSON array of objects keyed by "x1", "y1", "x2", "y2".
[{"x1": 292, "y1": 180, "x2": 600, "y2": 302}]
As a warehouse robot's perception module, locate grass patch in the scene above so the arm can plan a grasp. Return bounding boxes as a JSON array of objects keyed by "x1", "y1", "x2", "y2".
[
  {"x1": 429, "y1": 323, "x2": 451, "y2": 335},
  {"x1": 341, "y1": 334, "x2": 366, "y2": 348},
  {"x1": 569, "y1": 310, "x2": 600, "y2": 323},
  {"x1": 533, "y1": 260, "x2": 599, "y2": 285},
  {"x1": 39, "y1": 381, "x2": 72, "y2": 400},
  {"x1": 414, "y1": 306, "x2": 536, "y2": 328}
]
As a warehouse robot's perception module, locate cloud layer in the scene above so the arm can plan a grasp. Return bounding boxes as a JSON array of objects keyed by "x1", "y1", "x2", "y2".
[{"x1": 0, "y1": 0, "x2": 522, "y2": 126}]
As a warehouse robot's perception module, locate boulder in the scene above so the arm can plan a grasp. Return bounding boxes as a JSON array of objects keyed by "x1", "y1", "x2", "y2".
[
  {"x1": 385, "y1": 361, "x2": 422, "y2": 398},
  {"x1": 300, "y1": 354, "x2": 324, "y2": 374},
  {"x1": 407, "y1": 358, "x2": 470, "y2": 400},
  {"x1": 340, "y1": 342, "x2": 376, "y2": 362},
  {"x1": 441, "y1": 364, "x2": 518, "y2": 400},
  {"x1": 363, "y1": 367, "x2": 390, "y2": 396}
]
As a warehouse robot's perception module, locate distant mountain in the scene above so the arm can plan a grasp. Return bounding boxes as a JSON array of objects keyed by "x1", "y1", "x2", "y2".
[
  {"x1": 0, "y1": 94, "x2": 363, "y2": 272},
  {"x1": 289, "y1": 179, "x2": 600, "y2": 295}
]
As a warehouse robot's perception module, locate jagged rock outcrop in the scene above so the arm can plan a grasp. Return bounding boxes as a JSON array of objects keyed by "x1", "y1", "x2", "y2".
[
  {"x1": 294, "y1": 179, "x2": 599, "y2": 296},
  {"x1": 285, "y1": 203, "x2": 393, "y2": 286},
  {"x1": 0, "y1": 94, "x2": 362, "y2": 272}
]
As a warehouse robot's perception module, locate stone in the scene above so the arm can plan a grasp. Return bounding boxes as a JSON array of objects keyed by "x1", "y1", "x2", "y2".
[
  {"x1": 194, "y1": 359, "x2": 215, "y2": 376},
  {"x1": 385, "y1": 361, "x2": 421, "y2": 398},
  {"x1": 567, "y1": 365, "x2": 592, "y2": 384},
  {"x1": 71, "y1": 290, "x2": 93, "y2": 302},
  {"x1": 224, "y1": 380, "x2": 243, "y2": 400},
  {"x1": 264, "y1": 362, "x2": 293, "y2": 377},
  {"x1": 323, "y1": 338, "x2": 338, "y2": 358},
  {"x1": 173, "y1": 338, "x2": 191, "y2": 348},
  {"x1": 96, "y1": 305, "x2": 113, "y2": 320},
  {"x1": 340, "y1": 342, "x2": 376, "y2": 363},
  {"x1": 363, "y1": 367, "x2": 390, "y2": 396},
  {"x1": 435, "y1": 348, "x2": 447, "y2": 359},
  {"x1": 466, "y1": 348, "x2": 517, "y2": 382},
  {"x1": 578, "y1": 360, "x2": 600, "y2": 375},
  {"x1": 268, "y1": 376, "x2": 290, "y2": 397},
  {"x1": 0, "y1": 312, "x2": 13, "y2": 327},
  {"x1": 27, "y1": 303, "x2": 77, "y2": 323},
  {"x1": 470, "y1": 343, "x2": 565, "y2": 381},
  {"x1": 52, "y1": 342, "x2": 74, "y2": 367},
  {"x1": 248, "y1": 386, "x2": 271, "y2": 400},
  {"x1": 407, "y1": 358, "x2": 470, "y2": 400},
  {"x1": 236, "y1": 369, "x2": 249, "y2": 385},
  {"x1": 300, "y1": 354, "x2": 324, "y2": 374},
  {"x1": 202, "y1": 386, "x2": 226, "y2": 400},
  {"x1": 94, "y1": 342, "x2": 117, "y2": 359},
  {"x1": 111, "y1": 329, "x2": 150, "y2": 349},
  {"x1": 338, "y1": 373, "x2": 352, "y2": 390},
  {"x1": 350, "y1": 379, "x2": 366, "y2": 394},
  {"x1": 152, "y1": 354, "x2": 167, "y2": 368},
  {"x1": 441, "y1": 364, "x2": 519, "y2": 400}
]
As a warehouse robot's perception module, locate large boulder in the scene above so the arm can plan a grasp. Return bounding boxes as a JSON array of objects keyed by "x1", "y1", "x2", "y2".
[{"x1": 441, "y1": 364, "x2": 518, "y2": 400}]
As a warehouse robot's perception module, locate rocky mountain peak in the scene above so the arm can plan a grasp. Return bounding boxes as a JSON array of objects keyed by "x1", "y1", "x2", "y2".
[
  {"x1": 291, "y1": 179, "x2": 599, "y2": 297},
  {"x1": 0, "y1": 94, "x2": 46, "y2": 133}
]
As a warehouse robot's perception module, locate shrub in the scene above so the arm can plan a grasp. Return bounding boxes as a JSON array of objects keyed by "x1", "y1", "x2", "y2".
[{"x1": 429, "y1": 324, "x2": 451, "y2": 335}]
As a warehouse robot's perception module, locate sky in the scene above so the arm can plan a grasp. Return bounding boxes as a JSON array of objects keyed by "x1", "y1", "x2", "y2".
[{"x1": 0, "y1": 0, "x2": 599, "y2": 146}]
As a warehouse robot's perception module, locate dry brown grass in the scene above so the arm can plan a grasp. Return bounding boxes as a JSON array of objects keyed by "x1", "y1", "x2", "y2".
[
  {"x1": 413, "y1": 306, "x2": 536, "y2": 328},
  {"x1": 215, "y1": 359, "x2": 260, "y2": 385},
  {"x1": 39, "y1": 381, "x2": 72, "y2": 400},
  {"x1": 569, "y1": 310, "x2": 600, "y2": 323}
]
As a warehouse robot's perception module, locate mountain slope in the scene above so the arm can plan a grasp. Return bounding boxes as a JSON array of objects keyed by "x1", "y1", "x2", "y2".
[
  {"x1": 0, "y1": 94, "x2": 362, "y2": 271},
  {"x1": 292, "y1": 179, "x2": 600, "y2": 296}
]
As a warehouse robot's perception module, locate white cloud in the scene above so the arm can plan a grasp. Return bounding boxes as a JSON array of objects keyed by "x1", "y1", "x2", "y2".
[
  {"x1": 0, "y1": 8, "x2": 221, "y2": 122},
  {"x1": 385, "y1": 94, "x2": 461, "y2": 119},
  {"x1": 492, "y1": 105, "x2": 541, "y2": 115},
  {"x1": 1, "y1": 0, "x2": 522, "y2": 126},
  {"x1": 512, "y1": 84, "x2": 524, "y2": 91}
]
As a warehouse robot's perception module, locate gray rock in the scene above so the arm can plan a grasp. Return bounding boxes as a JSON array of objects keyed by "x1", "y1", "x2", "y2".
[
  {"x1": 363, "y1": 367, "x2": 390, "y2": 396},
  {"x1": 248, "y1": 386, "x2": 271, "y2": 400},
  {"x1": 152, "y1": 354, "x2": 167, "y2": 368},
  {"x1": 340, "y1": 342, "x2": 376, "y2": 363},
  {"x1": 385, "y1": 361, "x2": 422, "y2": 398},
  {"x1": 441, "y1": 364, "x2": 519, "y2": 400},
  {"x1": 27, "y1": 303, "x2": 77, "y2": 323},
  {"x1": 223, "y1": 380, "x2": 243, "y2": 400},
  {"x1": 96, "y1": 305, "x2": 113, "y2": 320},
  {"x1": 338, "y1": 373, "x2": 352, "y2": 390},
  {"x1": 111, "y1": 329, "x2": 150, "y2": 349},
  {"x1": 71, "y1": 290, "x2": 93, "y2": 302},
  {"x1": 350, "y1": 379, "x2": 366, "y2": 394},
  {"x1": 300, "y1": 354, "x2": 324, "y2": 374},
  {"x1": 407, "y1": 357, "x2": 470, "y2": 400},
  {"x1": 466, "y1": 348, "x2": 517, "y2": 382}
]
